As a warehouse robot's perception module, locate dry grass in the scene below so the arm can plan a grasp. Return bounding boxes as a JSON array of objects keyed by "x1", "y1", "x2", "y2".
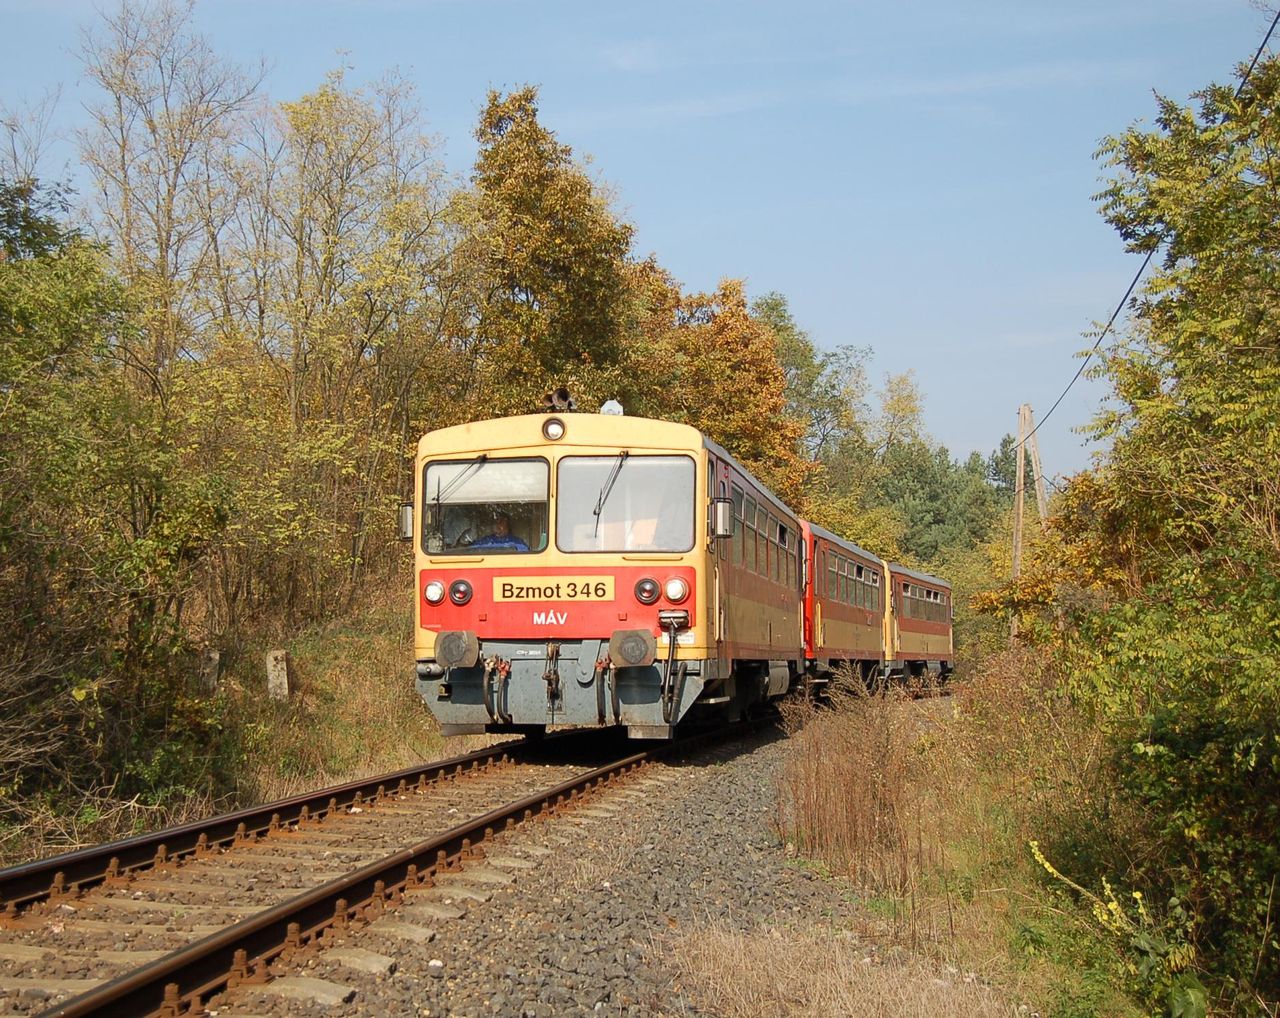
[
  {"x1": 0, "y1": 785, "x2": 223, "y2": 864},
  {"x1": 228, "y1": 582, "x2": 449, "y2": 803},
  {"x1": 776, "y1": 683, "x2": 925, "y2": 895},
  {"x1": 671, "y1": 921, "x2": 1015, "y2": 1018},
  {"x1": 765, "y1": 654, "x2": 1135, "y2": 1015}
]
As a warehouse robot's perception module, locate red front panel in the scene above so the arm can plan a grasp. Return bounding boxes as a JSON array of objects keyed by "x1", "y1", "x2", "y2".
[{"x1": 420, "y1": 565, "x2": 697, "y2": 640}]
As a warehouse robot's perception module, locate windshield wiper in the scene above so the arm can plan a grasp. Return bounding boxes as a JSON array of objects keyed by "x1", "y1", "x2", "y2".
[
  {"x1": 592, "y1": 451, "x2": 629, "y2": 538},
  {"x1": 434, "y1": 454, "x2": 488, "y2": 512}
]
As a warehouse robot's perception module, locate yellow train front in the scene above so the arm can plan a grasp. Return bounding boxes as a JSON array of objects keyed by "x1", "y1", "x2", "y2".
[{"x1": 409, "y1": 411, "x2": 794, "y2": 738}]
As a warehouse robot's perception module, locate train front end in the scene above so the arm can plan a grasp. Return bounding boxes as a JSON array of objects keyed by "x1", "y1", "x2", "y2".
[{"x1": 411, "y1": 412, "x2": 713, "y2": 739}]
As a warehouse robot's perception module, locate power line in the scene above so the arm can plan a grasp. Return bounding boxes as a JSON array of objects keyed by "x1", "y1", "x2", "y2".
[{"x1": 1018, "y1": 8, "x2": 1280, "y2": 453}]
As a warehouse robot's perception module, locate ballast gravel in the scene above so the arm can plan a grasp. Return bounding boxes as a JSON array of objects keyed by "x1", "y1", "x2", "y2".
[{"x1": 209, "y1": 728, "x2": 867, "y2": 1017}]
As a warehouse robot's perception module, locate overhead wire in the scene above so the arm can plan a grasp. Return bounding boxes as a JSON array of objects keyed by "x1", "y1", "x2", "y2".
[{"x1": 1017, "y1": 8, "x2": 1280, "y2": 455}]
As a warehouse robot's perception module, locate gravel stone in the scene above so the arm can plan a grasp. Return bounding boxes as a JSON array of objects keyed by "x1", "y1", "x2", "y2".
[{"x1": 204, "y1": 729, "x2": 868, "y2": 1017}]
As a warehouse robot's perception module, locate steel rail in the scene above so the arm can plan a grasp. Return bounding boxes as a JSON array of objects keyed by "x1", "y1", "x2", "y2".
[
  {"x1": 39, "y1": 740, "x2": 676, "y2": 1018},
  {"x1": 0, "y1": 737, "x2": 540, "y2": 913}
]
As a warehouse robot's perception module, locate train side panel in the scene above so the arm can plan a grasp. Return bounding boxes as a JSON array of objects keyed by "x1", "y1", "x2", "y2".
[
  {"x1": 708, "y1": 451, "x2": 804, "y2": 699},
  {"x1": 885, "y1": 562, "x2": 953, "y2": 676},
  {"x1": 804, "y1": 523, "x2": 886, "y2": 672}
]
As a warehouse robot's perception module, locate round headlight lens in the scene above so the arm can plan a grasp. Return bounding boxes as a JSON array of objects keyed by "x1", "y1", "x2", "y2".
[
  {"x1": 543, "y1": 418, "x2": 566, "y2": 441},
  {"x1": 424, "y1": 580, "x2": 446, "y2": 605},
  {"x1": 448, "y1": 579, "x2": 473, "y2": 606},
  {"x1": 635, "y1": 578, "x2": 660, "y2": 605},
  {"x1": 663, "y1": 576, "x2": 689, "y2": 603}
]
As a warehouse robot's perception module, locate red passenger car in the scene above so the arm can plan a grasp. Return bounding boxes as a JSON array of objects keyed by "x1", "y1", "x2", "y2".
[{"x1": 801, "y1": 522, "x2": 887, "y2": 683}]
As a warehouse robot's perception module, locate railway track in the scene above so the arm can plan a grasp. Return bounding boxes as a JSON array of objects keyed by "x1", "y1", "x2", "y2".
[{"x1": 0, "y1": 724, "x2": 753, "y2": 1017}]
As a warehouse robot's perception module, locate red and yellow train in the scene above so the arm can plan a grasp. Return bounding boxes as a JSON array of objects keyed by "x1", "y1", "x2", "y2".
[{"x1": 405, "y1": 406, "x2": 952, "y2": 738}]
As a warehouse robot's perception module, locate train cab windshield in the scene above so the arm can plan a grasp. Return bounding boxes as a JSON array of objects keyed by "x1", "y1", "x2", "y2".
[
  {"x1": 422, "y1": 457, "x2": 548, "y2": 554},
  {"x1": 557, "y1": 454, "x2": 695, "y2": 553}
]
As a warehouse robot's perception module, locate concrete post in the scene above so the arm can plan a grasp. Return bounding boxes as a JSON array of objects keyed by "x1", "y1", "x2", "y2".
[
  {"x1": 199, "y1": 648, "x2": 221, "y2": 694},
  {"x1": 266, "y1": 649, "x2": 295, "y2": 700}
]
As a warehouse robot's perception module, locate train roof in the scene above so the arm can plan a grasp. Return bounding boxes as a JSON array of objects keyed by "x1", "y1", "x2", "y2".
[
  {"x1": 702, "y1": 436, "x2": 799, "y2": 524},
  {"x1": 417, "y1": 412, "x2": 704, "y2": 456},
  {"x1": 887, "y1": 562, "x2": 952, "y2": 590},
  {"x1": 804, "y1": 522, "x2": 883, "y2": 565},
  {"x1": 418, "y1": 411, "x2": 801, "y2": 524}
]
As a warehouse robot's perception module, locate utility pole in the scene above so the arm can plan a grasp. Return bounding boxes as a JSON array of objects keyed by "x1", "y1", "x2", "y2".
[
  {"x1": 1011, "y1": 403, "x2": 1050, "y2": 645},
  {"x1": 1027, "y1": 411, "x2": 1049, "y2": 527},
  {"x1": 1010, "y1": 405, "x2": 1027, "y2": 644}
]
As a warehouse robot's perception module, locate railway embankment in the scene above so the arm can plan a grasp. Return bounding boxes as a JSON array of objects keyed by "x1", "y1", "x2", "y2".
[
  {"x1": 204, "y1": 726, "x2": 1012, "y2": 1018},
  {"x1": 0, "y1": 663, "x2": 1145, "y2": 1016}
]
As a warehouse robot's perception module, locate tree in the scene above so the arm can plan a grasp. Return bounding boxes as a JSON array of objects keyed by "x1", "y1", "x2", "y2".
[
  {"x1": 0, "y1": 177, "x2": 74, "y2": 261},
  {"x1": 986, "y1": 433, "x2": 1017, "y2": 498},
  {"x1": 470, "y1": 86, "x2": 634, "y2": 408},
  {"x1": 750, "y1": 291, "x2": 869, "y2": 461},
  {"x1": 1013, "y1": 54, "x2": 1280, "y2": 1010},
  {"x1": 625, "y1": 274, "x2": 813, "y2": 507},
  {"x1": 0, "y1": 176, "x2": 231, "y2": 801},
  {"x1": 79, "y1": 0, "x2": 262, "y2": 380}
]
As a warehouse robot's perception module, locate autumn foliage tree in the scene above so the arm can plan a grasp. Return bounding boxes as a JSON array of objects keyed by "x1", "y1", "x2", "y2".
[
  {"x1": 997, "y1": 54, "x2": 1280, "y2": 1014},
  {"x1": 470, "y1": 86, "x2": 634, "y2": 412},
  {"x1": 0, "y1": 1, "x2": 1016, "y2": 840}
]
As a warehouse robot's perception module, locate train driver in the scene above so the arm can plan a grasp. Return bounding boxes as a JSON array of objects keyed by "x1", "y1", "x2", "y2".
[{"x1": 470, "y1": 511, "x2": 529, "y2": 551}]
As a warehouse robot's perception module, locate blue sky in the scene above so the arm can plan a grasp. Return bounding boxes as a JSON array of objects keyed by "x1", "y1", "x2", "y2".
[{"x1": 1, "y1": 0, "x2": 1270, "y2": 476}]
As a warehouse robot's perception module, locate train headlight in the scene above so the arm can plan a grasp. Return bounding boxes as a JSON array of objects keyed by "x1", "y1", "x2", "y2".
[
  {"x1": 634, "y1": 577, "x2": 660, "y2": 604},
  {"x1": 542, "y1": 418, "x2": 566, "y2": 441},
  {"x1": 424, "y1": 580, "x2": 446, "y2": 605},
  {"x1": 448, "y1": 579, "x2": 473, "y2": 606},
  {"x1": 663, "y1": 577, "x2": 689, "y2": 603}
]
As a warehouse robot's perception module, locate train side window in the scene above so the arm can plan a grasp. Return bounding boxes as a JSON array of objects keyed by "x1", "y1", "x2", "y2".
[
  {"x1": 731, "y1": 485, "x2": 745, "y2": 565},
  {"x1": 773, "y1": 523, "x2": 783, "y2": 583},
  {"x1": 827, "y1": 556, "x2": 837, "y2": 598}
]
